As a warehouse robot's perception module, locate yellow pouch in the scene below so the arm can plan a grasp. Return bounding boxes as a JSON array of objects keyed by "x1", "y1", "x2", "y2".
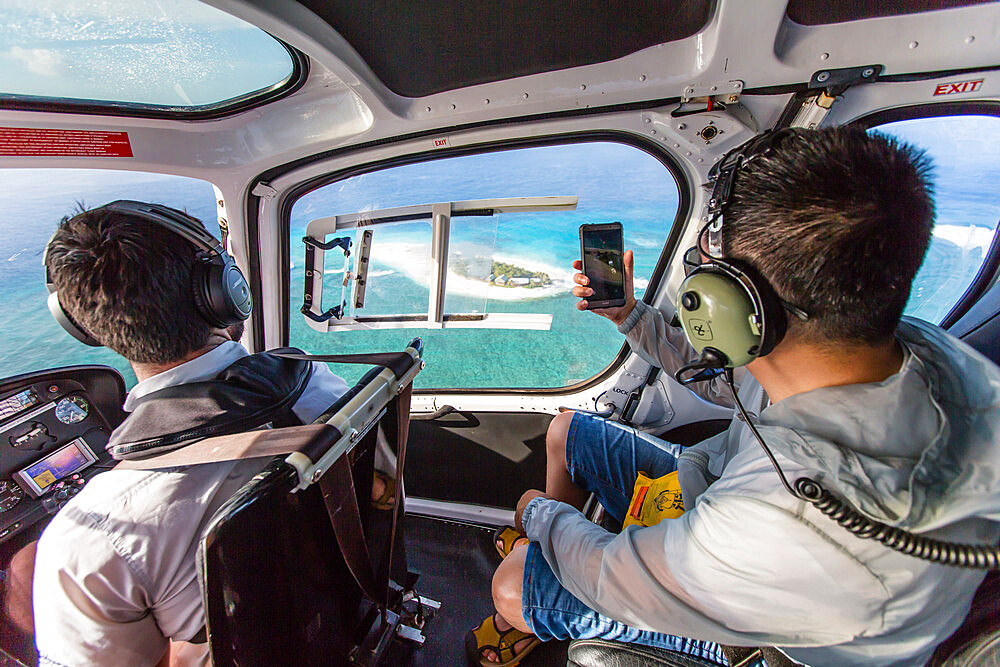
[{"x1": 623, "y1": 470, "x2": 685, "y2": 528}]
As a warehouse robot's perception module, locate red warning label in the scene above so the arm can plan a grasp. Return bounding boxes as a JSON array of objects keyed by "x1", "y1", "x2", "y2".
[{"x1": 0, "y1": 127, "x2": 133, "y2": 157}]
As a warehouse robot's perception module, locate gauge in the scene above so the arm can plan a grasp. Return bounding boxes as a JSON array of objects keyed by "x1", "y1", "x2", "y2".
[
  {"x1": 0, "y1": 480, "x2": 24, "y2": 512},
  {"x1": 55, "y1": 396, "x2": 89, "y2": 425}
]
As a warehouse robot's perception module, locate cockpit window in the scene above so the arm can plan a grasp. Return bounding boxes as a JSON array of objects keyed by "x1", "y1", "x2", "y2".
[
  {"x1": 287, "y1": 141, "x2": 681, "y2": 390},
  {"x1": 0, "y1": 0, "x2": 297, "y2": 114},
  {"x1": 871, "y1": 114, "x2": 1000, "y2": 324},
  {"x1": 0, "y1": 169, "x2": 219, "y2": 386}
]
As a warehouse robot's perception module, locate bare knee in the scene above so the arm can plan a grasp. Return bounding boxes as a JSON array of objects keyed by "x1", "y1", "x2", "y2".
[
  {"x1": 491, "y1": 544, "x2": 531, "y2": 633},
  {"x1": 546, "y1": 411, "x2": 575, "y2": 463}
]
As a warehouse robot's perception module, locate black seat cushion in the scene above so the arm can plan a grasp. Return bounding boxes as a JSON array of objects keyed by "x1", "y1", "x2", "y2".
[{"x1": 928, "y1": 570, "x2": 1000, "y2": 666}]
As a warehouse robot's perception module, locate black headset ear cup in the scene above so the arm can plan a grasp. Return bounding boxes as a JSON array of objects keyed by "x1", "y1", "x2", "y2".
[
  {"x1": 47, "y1": 291, "x2": 102, "y2": 347},
  {"x1": 191, "y1": 255, "x2": 252, "y2": 328}
]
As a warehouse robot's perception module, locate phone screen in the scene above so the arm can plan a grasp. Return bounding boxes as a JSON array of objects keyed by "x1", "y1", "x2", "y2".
[{"x1": 580, "y1": 224, "x2": 625, "y2": 308}]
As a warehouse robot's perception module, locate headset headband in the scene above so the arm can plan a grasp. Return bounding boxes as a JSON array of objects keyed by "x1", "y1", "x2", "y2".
[{"x1": 102, "y1": 200, "x2": 226, "y2": 257}]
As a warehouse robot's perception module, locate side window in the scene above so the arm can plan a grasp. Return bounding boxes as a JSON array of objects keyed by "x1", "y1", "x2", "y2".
[
  {"x1": 0, "y1": 169, "x2": 219, "y2": 386},
  {"x1": 870, "y1": 114, "x2": 1000, "y2": 324},
  {"x1": 288, "y1": 141, "x2": 680, "y2": 389}
]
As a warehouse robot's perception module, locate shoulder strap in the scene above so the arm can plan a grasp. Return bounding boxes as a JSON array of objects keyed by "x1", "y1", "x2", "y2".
[{"x1": 114, "y1": 424, "x2": 338, "y2": 471}]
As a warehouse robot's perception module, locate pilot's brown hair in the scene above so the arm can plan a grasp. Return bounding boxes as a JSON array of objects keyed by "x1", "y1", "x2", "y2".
[
  {"x1": 45, "y1": 206, "x2": 212, "y2": 364},
  {"x1": 724, "y1": 126, "x2": 935, "y2": 343}
]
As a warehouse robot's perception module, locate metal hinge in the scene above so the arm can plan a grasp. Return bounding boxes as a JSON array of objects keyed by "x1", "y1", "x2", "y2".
[{"x1": 251, "y1": 182, "x2": 278, "y2": 201}]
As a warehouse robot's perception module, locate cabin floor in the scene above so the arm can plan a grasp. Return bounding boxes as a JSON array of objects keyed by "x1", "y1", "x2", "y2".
[{"x1": 389, "y1": 514, "x2": 568, "y2": 666}]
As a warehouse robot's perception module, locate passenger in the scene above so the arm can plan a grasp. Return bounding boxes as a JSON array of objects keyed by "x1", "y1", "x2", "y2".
[
  {"x1": 468, "y1": 127, "x2": 1000, "y2": 666},
  {"x1": 32, "y1": 202, "x2": 349, "y2": 665}
]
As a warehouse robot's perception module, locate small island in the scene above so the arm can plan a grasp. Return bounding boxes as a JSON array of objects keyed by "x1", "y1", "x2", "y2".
[
  {"x1": 449, "y1": 254, "x2": 552, "y2": 289},
  {"x1": 487, "y1": 261, "x2": 551, "y2": 288}
]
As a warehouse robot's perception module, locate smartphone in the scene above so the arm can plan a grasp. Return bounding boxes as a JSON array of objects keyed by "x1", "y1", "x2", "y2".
[{"x1": 579, "y1": 222, "x2": 626, "y2": 309}]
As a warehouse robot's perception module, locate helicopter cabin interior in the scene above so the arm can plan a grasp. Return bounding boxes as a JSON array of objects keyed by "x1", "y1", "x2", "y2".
[{"x1": 2, "y1": 0, "x2": 1000, "y2": 665}]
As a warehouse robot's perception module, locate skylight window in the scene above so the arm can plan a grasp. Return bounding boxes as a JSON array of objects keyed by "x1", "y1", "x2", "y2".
[{"x1": 0, "y1": 0, "x2": 299, "y2": 113}]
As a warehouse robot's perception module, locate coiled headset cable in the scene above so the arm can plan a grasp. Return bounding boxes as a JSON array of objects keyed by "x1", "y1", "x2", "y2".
[{"x1": 721, "y1": 369, "x2": 1000, "y2": 569}]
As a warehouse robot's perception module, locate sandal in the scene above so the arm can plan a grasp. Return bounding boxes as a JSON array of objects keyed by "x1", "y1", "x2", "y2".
[
  {"x1": 493, "y1": 526, "x2": 529, "y2": 560},
  {"x1": 465, "y1": 613, "x2": 540, "y2": 666},
  {"x1": 371, "y1": 470, "x2": 396, "y2": 510}
]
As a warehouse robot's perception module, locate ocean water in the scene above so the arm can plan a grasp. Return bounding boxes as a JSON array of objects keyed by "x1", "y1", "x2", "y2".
[{"x1": 1, "y1": 120, "x2": 998, "y2": 390}]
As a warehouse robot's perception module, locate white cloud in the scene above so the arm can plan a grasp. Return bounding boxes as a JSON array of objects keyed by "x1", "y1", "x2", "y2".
[{"x1": 6, "y1": 46, "x2": 65, "y2": 76}]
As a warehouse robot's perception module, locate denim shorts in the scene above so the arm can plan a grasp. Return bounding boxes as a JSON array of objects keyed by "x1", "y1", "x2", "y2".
[{"x1": 520, "y1": 411, "x2": 730, "y2": 665}]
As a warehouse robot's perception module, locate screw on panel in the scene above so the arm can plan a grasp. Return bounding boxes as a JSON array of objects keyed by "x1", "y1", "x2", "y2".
[
  {"x1": 639, "y1": 74, "x2": 646, "y2": 82},
  {"x1": 522, "y1": 92, "x2": 529, "y2": 99},
  {"x1": 966, "y1": 35, "x2": 976, "y2": 44},
  {"x1": 909, "y1": 41, "x2": 919, "y2": 49},
  {"x1": 820, "y1": 52, "x2": 830, "y2": 60},
  {"x1": 816, "y1": 71, "x2": 830, "y2": 82},
  {"x1": 861, "y1": 68, "x2": 875, "y2": 78},
  {"x1": 580, "y1": 84, "x2": 587, "y2": 91}
]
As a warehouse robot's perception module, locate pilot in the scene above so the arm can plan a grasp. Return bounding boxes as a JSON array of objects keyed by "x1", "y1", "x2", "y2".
[
  {"x1": 469, "y1": 127, "x2": 1000, "y2": 666},
  {"x1": 31, "y1": 202, "x2": 349, "y2": 665}
]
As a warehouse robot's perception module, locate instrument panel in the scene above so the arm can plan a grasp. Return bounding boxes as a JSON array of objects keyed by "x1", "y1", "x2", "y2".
[{"x1": 0, "y1": 366, "x2": 126, "y2": 546}]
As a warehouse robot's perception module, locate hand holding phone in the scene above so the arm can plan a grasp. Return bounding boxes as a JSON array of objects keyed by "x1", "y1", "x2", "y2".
[{"x1": 573, "y1": 249, "x2": 636, "y2": 324}]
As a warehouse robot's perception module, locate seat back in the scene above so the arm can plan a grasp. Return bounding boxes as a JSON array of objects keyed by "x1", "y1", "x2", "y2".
[
  {"x1": 198, "y1": 341, "x2": 421, "y2": 665},
  {"x1": 200, "y1": 458, "x2": 367, "y2": 664}
]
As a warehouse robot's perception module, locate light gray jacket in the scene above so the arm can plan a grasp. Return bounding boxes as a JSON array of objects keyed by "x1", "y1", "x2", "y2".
[{"x1": 523, "y1": 302, "x2": 1000, "y2": 666}]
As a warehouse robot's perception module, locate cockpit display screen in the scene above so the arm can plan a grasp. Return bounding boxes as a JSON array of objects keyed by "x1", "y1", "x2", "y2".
[
  {"x1": 0, "y1": 388, "x2": 40, "y2": 423},
  {"x1": 15, "y1": 438, "x2": 98, "y2": 497}
]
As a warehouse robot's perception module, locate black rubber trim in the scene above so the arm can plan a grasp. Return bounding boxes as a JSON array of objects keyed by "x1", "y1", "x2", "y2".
[
  {"x1": 254, "y1": 128, "x2": 691, "y2": 396},
  {"x1": 0, "y1": 41, "x2": 308, "y2": 121},
  {"x1": 852, "y1": 101, "x2": 1000, "y2": 329},
  {"x1": 878, "y1": 64, "x2": 1000, "y2": 84}
]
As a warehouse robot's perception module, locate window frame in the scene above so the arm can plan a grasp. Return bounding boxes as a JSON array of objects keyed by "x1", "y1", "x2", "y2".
[
  {"x1": 0, "y1": 40, "x2": 308, "y2": 121},
  {"x1": 272, "y1": 130, "x2": 692, "y2": 395},
  {"x1": 852, "y1": 101, "x2": 1000, "y2": 329}
]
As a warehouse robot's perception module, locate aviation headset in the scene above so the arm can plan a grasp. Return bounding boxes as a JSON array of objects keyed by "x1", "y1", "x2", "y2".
[
  {"x1": 675, "y1": 129, "x2": 810, "y2": 380},
  {"x1": 44, "y1": 200, "x2": 252, "y2": 347}
]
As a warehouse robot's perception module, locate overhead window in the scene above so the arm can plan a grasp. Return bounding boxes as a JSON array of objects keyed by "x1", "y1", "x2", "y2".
[
  {"x1": 0, "y1": 169, "x2": 219, "y2": 386},
  {"x1": 0, "y1": 0, "x2": 297, "y2": 113},
  {"x1": 871, "y1": 114, "x2": 1000, "y2": 324},
  {"x1": 288, "y1": 141, "x2": 681, "y2": 390}
]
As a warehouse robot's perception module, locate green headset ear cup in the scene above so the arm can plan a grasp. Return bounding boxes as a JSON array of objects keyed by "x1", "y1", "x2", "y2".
[{"x1": 676, "y1": 271, "x2": 763, "y2": 367}]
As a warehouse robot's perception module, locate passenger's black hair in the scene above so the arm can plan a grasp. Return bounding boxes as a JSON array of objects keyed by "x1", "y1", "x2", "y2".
[
  {"x1": 45, "y1": 205, "x2": 212, "y2": 364},
  {"x1": 724, "y1": 126, "x2": 935, "y2": 343}
]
